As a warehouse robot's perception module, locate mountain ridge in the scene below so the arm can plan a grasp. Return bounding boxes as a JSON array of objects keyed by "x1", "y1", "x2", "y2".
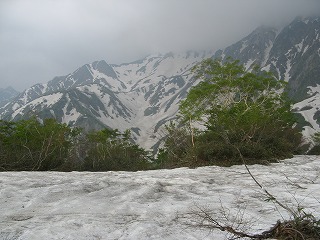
[{"x1": 1, "y1": 16, "x2": 320, "y2": 150}]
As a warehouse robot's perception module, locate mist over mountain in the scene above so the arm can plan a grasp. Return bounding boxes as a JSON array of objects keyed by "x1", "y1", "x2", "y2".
[
  {"x1": 0, "y1": 87, "x2": 19, "y2": 107},
  {"x1": 1, "y1": 16, "x2": 319, "y2": 151}
]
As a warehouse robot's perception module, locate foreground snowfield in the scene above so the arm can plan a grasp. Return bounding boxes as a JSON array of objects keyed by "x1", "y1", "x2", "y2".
[{"x1": 0, "y1": 156, "x2": 319, "y2": 240}]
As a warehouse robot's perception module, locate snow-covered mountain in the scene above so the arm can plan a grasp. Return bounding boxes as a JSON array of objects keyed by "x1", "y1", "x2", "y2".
[
  {"x1": 1, "y1": 16, "x2": 319, "y2": 150},
  {"x1": 0, "y1": 52, "x2": 211, "y2": 150}
]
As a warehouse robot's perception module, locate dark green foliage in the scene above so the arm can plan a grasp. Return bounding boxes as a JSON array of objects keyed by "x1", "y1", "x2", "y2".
[
  {"x1": 0, "y1": 118, "x2": 151, "y2": 171},
  {"x1": 159, "y1": 58, "x2": 302, "y2": 167},
  {"x1": 83, "y1": 129, "x2": 151, "y2": 171},
  {"x1": 0, "y1": 118, "x2": 78, "y2": 171},
  {"x1": 156, "y1": 123, "x2": 197, "y2": 168}
]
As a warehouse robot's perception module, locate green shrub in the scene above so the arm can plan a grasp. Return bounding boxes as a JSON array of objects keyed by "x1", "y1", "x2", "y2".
[
  {"x1": 0, "y1": 118, "x2": 79, "y2": 171},
  {"x1": 83, "y1": 129, "x2": 151, "y2": 171},
  {"x1": 157, "y1": 58, "x2": 303, "y2": 168}
]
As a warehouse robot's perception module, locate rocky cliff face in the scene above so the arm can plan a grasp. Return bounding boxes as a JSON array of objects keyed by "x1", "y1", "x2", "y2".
[{"x1": 1, "y1": 16, "x2": 319, "y2": 150}]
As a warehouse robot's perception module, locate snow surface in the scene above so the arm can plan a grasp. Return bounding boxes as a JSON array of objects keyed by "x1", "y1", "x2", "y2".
[{"x1": 0, "y1": 156, "x2": 319, "y2": 240}]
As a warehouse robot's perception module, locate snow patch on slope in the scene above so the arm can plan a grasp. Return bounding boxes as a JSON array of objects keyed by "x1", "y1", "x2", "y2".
[
  {"x1": 262, "y1": 40, "x2": 274, "y2": 66},
  {"x1": 61, "y1": 95, "x2": 81, "y2": 124},
  {"x1": 284, "y1": 59, "x2": 292, "y2": 82},
  {"x1": 295, "y1": 39, "x2": 304, "y2": 52},
  {"x1": 244, "y1": 59, "x2": 255, "y2": 70},
  {"x1": 240, "y1": 40, "x2": 248, "y2": 53},
  {"x1": 11, "y1": 93, "x2": 63, "y2": 119},
  {"x1": 293, "y1": 84, "x2": 320, "y2": 141}
]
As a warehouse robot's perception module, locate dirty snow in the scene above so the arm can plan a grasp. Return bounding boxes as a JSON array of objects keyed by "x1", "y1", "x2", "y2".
[{"x1": 0, "y1": 155, "x2": 319, "y2": 240}]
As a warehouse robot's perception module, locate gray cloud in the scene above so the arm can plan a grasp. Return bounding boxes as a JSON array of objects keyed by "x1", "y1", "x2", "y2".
[{"x1": 1, "y1": 0, "x2": 320, "y2": 91}]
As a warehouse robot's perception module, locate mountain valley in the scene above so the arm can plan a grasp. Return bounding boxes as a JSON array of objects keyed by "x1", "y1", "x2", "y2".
[{"x1": 1, "y1": 16, "x2": 319, "y2": 151}]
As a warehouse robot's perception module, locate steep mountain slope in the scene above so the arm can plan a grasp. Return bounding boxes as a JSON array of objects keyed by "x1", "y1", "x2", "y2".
[
  {"x1": 0, "y1": 52, "x2": 210, "y2": 150},
  {"x1": 214, "y1": 16, "x2": 320, "y2": 141},
  {"x1": 215, "y1": 17, "x2": 320, "y2": 100},
  {"x1": 1, "y1": 16, "x2": 319, "y2": 149},
  {"x1": 213, "y1": 25, "x2": 278, "y2": 69}
]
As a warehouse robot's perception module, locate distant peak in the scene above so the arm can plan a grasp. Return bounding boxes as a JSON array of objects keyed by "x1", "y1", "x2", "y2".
[
  {"x1": 92, "y1": 59, "x2": 108, "y2": 65},
  {"x1": 91, "y1": 59, "x2": 118, "y2": 79}
]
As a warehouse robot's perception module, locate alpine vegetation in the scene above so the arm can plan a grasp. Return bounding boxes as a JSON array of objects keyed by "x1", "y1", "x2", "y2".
[
  {"x1": 0, "y1": 17, "x2": 320, "y2": 151},
  {"x1": 158, "y1": 58, "x2": 302, "y2": 168}
]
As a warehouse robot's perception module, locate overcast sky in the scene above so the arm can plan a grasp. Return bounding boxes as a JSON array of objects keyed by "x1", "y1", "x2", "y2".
[{"x1": 1, "y1": 0, "x2": 320, "y2": 91}]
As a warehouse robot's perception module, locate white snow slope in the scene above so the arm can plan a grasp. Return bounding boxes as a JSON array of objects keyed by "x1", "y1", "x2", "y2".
[{"x1": 0, "y1": 156, "x2": 319, "y2": 240}]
